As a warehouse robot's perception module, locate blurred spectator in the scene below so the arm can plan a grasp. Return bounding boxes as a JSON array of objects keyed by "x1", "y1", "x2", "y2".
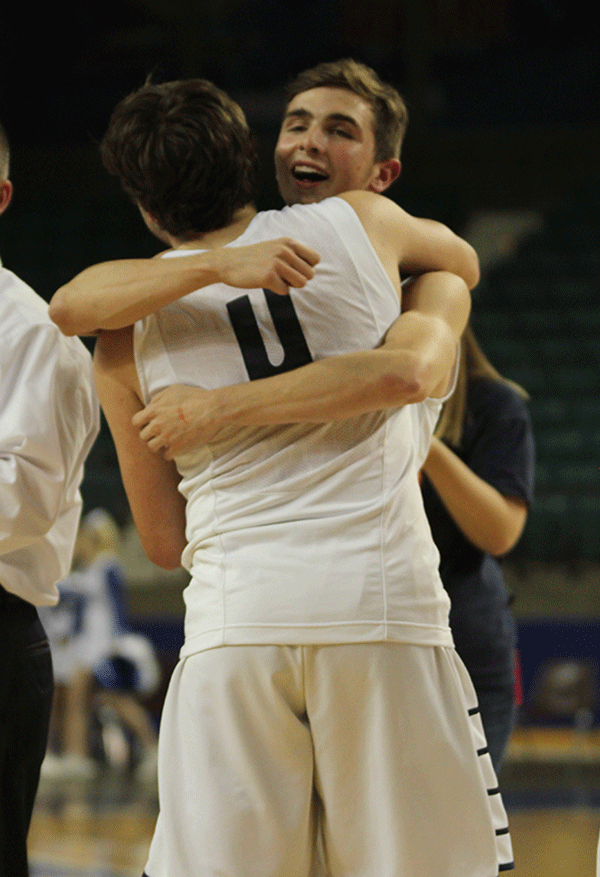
[{"x1": 41, "y1": 509, "x2": 160, "y2": 781}]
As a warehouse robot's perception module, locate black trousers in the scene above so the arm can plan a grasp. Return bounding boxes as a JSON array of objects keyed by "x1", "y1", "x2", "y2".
[{"x1": 0, "y1": 586, "x2": 53, "y2": 877}]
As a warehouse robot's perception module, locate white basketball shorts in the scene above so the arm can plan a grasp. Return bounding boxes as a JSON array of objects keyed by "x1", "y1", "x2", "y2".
[{"x1": 144, "y1": 641, "x2": 514, "y2": 877}]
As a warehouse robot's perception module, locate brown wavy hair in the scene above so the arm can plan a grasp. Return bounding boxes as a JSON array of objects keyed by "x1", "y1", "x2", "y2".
[{"x1": 100, "y1": 78, "x2": 258, "y2": 240}]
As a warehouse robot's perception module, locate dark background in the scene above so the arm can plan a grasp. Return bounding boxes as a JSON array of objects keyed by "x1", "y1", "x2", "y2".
[
  {"x1": 2, "y1": 0, "x2": 599, "y2": 293},
  {"x1": 3, "y1": 1, "x2": 600, "y2": 719},
  {"x1": 1, "y1": 0, "x2": 599, "y2": 569}
]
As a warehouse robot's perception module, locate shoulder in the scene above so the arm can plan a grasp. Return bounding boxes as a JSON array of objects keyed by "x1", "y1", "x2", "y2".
[
  {"x1": 335, "y1": 191, "x2": 414, "y2": 264},
  {"x1": 0, "y1": 266, "x2": 52, "y2": 333},
  {"x1": 235, "y1": 200, "x2": 373, "y2": 266},
  {"x1": 0, "y1": 265, "x2": 39, "y2": 298},
  {"x1": 467, "y1": 378, "x2": 533, "y2": 448},
  {"x1": 469, "y1": 377, "x2": 529, "y2": 420},
  {"x1": 336, "y1": 190, "x2": 404, "y2": 222},
  {"x1": 252, "y1": 198, "x2": 368, "y2": 238},
  {"x1": 0, "y1": 266, "x2": 93, "y2": 369}
]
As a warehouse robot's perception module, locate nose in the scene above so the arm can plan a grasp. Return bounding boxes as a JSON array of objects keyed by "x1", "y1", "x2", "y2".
[{"x1": 300, "y1": 123, "x2": 326, "y2": 154}]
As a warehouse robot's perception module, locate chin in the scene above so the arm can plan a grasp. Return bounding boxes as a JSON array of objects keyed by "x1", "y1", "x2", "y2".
[
  {"x1": 293, "y1": 187, "x2": 326, "y2": 205},
  {"x1": 297, "y1": 193, "x2": 321, "y2": 205}
]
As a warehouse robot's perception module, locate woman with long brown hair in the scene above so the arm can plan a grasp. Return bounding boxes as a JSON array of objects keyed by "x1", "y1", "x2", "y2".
[{"x1": 420, "y1": 322, "x2": 535, "y2": 770}]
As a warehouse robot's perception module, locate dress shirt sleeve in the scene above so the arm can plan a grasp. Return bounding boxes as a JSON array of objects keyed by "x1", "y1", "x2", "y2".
[{"x1": 0, "y1": 322, "x2": 94, "y2": 554}]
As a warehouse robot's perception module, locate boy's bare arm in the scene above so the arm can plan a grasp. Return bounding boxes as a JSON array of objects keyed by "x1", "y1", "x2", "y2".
[
  {"x1": 339, "y1": 190, "x2": 480, "y2": 291},
  {"x1": 133, "y1": 271, "x2": 469, "y2": 460},
  {"x1": 49, "y1": 238, "x2": 320, "y2": 336},
  {"x1": 93, "y1": 326, "x2": 187, "y2": 568}
]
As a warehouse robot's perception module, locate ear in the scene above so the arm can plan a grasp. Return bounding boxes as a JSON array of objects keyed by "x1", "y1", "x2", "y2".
[
  {"x1": 138, "y1": 203, "x2": 156, "y2": 230},
  {"x1": 0, "y1": 179, "x2": 13, "y2": 216},
  {"x1": 138, "y1": 203, "x2": 172, "y2": 245},
  {"x1": 368, "y1": 159, "x2": 401, "y2": 194}
]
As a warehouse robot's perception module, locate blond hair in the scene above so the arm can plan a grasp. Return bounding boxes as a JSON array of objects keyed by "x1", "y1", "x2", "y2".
[
  {"x1": 285, "y1": 58, "x2": 408, "y2": 161},
  {"x1": 80, "y1": 508, "x2": 122, "y2": 557}
]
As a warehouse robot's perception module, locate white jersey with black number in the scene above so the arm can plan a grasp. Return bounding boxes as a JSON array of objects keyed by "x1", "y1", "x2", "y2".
[{"x1": 134, "y1": 196, "x2": 453, "y2": 656}]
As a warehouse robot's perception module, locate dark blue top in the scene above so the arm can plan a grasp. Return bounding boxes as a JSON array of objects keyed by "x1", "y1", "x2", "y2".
[{"x1": 421, "y1": 377, "x2": 536, "y2": 656}]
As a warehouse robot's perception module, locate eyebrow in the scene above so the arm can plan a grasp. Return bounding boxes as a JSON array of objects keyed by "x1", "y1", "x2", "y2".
[{"x1": 283, "y1": 108, "x2": 361, "y2": 129}]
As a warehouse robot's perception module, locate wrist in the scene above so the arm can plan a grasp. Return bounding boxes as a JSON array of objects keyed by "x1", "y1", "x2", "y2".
[
  {"x1": 186, "y1": 249, "x2": 221, "y2": 287},
  {"x1": 208, "y1": 383, "x2": 245, "y2": 432}
]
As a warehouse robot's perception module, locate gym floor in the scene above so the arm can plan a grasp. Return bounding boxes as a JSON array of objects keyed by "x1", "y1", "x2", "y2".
[{"x1": 28, "y1": 726, "x2": 600, "y2": 877}]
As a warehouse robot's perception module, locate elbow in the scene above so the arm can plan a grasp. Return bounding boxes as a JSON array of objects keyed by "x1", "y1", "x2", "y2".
[
  {"x1": 379, "y1": 365, "x2": 426, "y2": 406},
  {"x1": 145, "y1": 544, "x2": 184, "y2": 571},
  {"x1": 441, "y1": 231, "x2": 480, "y2": 291},
  {"x1": 49, "y1": 290, "x2": 79, "y2": 336},
  {"x1": 49, "y1": 287, "x2": 98, "y2": 336},
  {"x1": 140, "y1": 528, "x2": 186, "y2": 570},
  {"x1": 158, "y1": 556, "x2": 183, "y2": 571},
  {"x1": 487, "y1": 516, "x2": 528, "y2": 557},
  {"x1": 388, "y1": 354, "x2": 436, "y2": 404},
  {"x1": 488, "y1": 534, "x2": 519, "y2": 558}
]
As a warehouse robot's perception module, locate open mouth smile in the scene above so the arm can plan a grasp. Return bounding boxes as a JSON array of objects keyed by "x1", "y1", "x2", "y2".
[{"x1": 292, "y1": 164, "x2": 329, "y2": 184}]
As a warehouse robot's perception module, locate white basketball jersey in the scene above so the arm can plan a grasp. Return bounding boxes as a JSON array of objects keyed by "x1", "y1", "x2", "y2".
[
  {"x1": 134, "y1": 197, "x2": 453, "y2": 656},
  {"x1": 409, "y1": 347, "x2": 459, "y2": 472}
]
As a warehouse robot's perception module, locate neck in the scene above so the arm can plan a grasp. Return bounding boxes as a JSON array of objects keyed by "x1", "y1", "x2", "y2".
[{"x1": 172, "y1": 204, "x2": 257, "y2": 250}]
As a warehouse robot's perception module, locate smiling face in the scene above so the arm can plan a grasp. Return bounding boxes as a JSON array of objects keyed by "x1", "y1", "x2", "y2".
[{"x1": 274, "y1": 87, "x2": 400, "y2": 206}]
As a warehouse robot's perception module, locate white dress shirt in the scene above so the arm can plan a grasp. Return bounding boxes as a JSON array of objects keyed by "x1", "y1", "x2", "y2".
[{"x1": 0, "y1": 265, "x2": 100, "y2": 605}]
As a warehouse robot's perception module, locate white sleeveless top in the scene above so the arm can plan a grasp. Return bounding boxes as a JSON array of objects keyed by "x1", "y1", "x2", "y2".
[
  {"x1": 134, "y1": 197, "x2": 453, "y2": 655},
  {"x1": 409, "y1": 349, "x2": 459, "y2": 471}
]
